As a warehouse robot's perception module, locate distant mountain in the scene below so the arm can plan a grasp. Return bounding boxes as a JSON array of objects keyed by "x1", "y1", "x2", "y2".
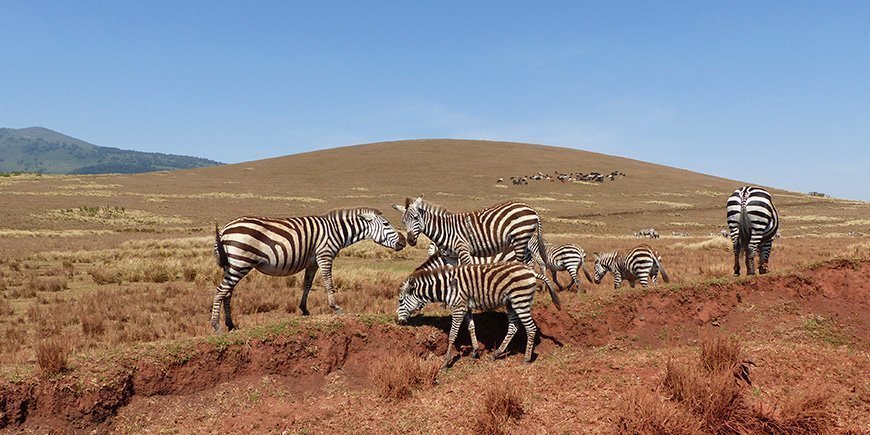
[{"x1": 0, "y1": 127, "x2": 222, "y2": 174}]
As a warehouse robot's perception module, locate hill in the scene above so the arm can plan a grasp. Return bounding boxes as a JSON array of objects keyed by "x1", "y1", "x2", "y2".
[{"x1": 0, "y1": 127, "x2": 221, "y2": 174}]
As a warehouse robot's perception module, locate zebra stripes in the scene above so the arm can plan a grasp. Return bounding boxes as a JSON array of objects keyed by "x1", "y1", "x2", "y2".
[
  {"x1": 415, "y1": 243, "x2": 517, "y2": 272},
  {"x1": 396, "y1": 262, "x2": 559, "y2": 367},
  {"x1": 592, "y1": 245, "x2": 669, "y2": 289},
  {"x1": 726, "y1": 186, "x2": 779, "y2": 276},
  {"x1": 392, "y1": 196, "x2": 552, "y2": 268},
  {"x1": 211, "y1": 208, "x2": 406, "y2": 332},
  {"x1": 527, "y1": 238, "x2": 594, "y2": 292}
]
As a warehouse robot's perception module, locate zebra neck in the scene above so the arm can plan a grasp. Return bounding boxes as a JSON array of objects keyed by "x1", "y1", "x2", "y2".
[
  {"x1": 415, "y1": 276, "x2": 448, "y2": 303},
  {"x1": 421, "y1": 213, "x2": 458, "y2": 249},
  {"x1": 327, "y1": 216, "x2": 367, "y2": 249}
]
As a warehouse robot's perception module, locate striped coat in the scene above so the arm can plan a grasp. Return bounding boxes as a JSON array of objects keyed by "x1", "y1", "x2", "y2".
[
  {"x1": 592, "y1": 245, "x2": 669, "y2": 289},
  {"x1": 396, "y1": 263, "x2": 559, "y2": 366},
  {"x1": 726, "y1": 186, "x2": 779, "y2": 275},
  {"x1": 212, "y1": 208, "x2": 406, "y2": 332},
  {"x1": 392, "y1": 196, "x2": 554, "y2": 268}
]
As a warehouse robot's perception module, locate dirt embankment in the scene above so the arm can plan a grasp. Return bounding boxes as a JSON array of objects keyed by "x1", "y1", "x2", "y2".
[{"x1": 2, "y1": 259, "x2": 867, "y2": 432}]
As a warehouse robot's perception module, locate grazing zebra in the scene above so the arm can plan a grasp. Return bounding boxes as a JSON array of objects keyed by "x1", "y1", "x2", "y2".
[
  {"x1": 391, "y1": 196, "x2": 555, "y2": 269},
  {"x1": 396, "y1": 263, "x2": 559, "y2": 367},
  {"x1": 527, "y1": 237, "x2": 594, "y2": 292},
  {"x1": 211, "y1": 208, "x2": 406, "y2": 332},
  {"x1": 592, "y1": 245, "x2": 670, "y2": 289},
  {"x1": 726, "y1": 186, "x2": 779, "y2": 276}
]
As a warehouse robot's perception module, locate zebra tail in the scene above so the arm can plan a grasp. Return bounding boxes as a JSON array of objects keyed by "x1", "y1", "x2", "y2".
[
  {"x1": 214, "y1": 223, "x2": 229, "y2": 271},
  {"x1": 654, "y1": 256, "x2": 670, "y2": 283},
  {"x1": 535, "y1": 272, "x2": 561, "y2": 310},
  {"x1": 535, "y1": 221, "x2": 557, "y2": 271},
  {"x1": 738, "y1": 202, "x2": 751, "y2": 249}
]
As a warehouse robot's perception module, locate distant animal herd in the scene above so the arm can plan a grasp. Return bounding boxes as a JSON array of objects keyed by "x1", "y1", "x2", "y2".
[
  {"x1": 212, "y1": 185, "x2": 779, "y2": 367},
  {"x1": 497, "y1": 169, "x2": 626, "y2": 185}
]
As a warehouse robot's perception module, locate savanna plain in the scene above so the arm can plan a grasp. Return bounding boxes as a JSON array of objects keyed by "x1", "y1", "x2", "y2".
[{"x1": 0, "y1": 140, "x2": 868, "y2": 434}]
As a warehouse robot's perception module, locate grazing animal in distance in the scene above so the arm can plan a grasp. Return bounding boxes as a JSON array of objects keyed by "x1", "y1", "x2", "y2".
[
  {"x1": 592, "y1": 245, "x2": 670, "y2": 289},
  {"x1": 396, "y1": 263, "x2": 559, "y2": 367},
  {"x1": 211, "y1": 208, "x2": 406, "y2": 332},
  {"x1": 726, "y1": 186, "x2": 779, "y2": 275}
]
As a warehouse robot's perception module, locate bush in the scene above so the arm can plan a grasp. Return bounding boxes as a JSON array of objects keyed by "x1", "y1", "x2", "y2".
[
  {"x1": 36, "y1": 339, "x2": 69, "y2": 374},
  {"x1": 472, "y1": 384, "x2": 524, "y2": 435},
  {"x1": 30, "y1": 276, "x2": 68, "y2": 292},
  {"x1": 371, "y1": 353, "x2": 439, "y2": 401}
]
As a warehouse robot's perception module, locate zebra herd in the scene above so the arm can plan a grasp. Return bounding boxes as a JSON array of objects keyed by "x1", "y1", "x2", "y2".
[{"x1": 211, "y1": 186, "x2": 779, "y2": 365}]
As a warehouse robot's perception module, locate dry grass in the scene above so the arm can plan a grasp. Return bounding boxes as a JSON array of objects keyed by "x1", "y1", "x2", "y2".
[
  {"x1": 39, "y1": 206, "x2": 190, "y2": 226},
  {"x1": 36, "y1": 339, "x2": 69, "y2": 375},
  {"x1": 674, "y1": 237, "x2": 732, "y2": 251},
  {"x1": 620, "y1": 334, "x2": 834, "y2": 434},
  {"x1": 472, "y1": 383, "x2": 525, "y2": 435},
  {"x1": 371, "y1": 353, "x2": 440, "y2": 401}
]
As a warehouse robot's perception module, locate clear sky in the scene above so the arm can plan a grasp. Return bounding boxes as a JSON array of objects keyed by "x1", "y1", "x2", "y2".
[{"x1": 1, "y1": 1, "x2": 868, "y2": 200}]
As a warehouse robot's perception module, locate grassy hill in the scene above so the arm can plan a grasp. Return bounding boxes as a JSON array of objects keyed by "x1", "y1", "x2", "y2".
[{"x1": 0, "y1": 127, "x2": 221, "y2": 174}]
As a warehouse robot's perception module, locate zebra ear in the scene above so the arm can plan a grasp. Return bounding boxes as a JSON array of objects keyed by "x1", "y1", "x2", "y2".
[
  {"x1": 593, "y1": 252, "x2": 599, "y2": 260},
  {"x1": 391, "y1": 204, "x2": 406, "y2": 214}
]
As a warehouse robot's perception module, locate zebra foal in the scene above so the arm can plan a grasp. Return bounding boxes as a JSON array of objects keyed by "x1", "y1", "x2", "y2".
[
  {"x1": 212, "y1": 208, "x2": 406, "y2": 332},
  {"x1": 592, "y1": 245, "x2": 669, "y2": 289},
  {"x1": 396, "y1": 263, "x2": 559, "y2": 367},
  {"x1": 726, "y1": 186, "x2": 779, "y2": 276},
  {"x1": 527, "y1": 237, "x2": 594, "y2": 292}
]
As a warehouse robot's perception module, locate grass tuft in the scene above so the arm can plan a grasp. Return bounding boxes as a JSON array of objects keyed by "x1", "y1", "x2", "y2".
[
  {"x1": 371, "y1": 353, "x2": 439, "y2": 401},
  {"x1": 472, "y1": 383, "x2": 524, "y2": 435}
]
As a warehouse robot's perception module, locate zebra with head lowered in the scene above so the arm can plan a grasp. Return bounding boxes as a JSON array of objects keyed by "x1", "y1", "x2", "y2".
[
  {"x1": 396, "y1": 263, "x2": 559, "y2": 367},
  {"x1": 527, "y1": 237, "x2": 594, "y2": 293},
  {"x1": 416, "y1": 243, "x2": 517, "y2": 272},
  {"x1": 391, "y1": 196, "x2": 556, "y2": 270},
  {"x1": 212, "y1": 208, "x2": 406, "y2": 332},
  {"x1": 592, "y1": 245, "x2": 670, "y2": 289},
  {"x1": 726, "y1": 186, "x2": 779, "y2": 276}
]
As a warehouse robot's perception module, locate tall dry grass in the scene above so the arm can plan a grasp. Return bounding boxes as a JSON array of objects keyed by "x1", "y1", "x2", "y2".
[{"x1": 370, "y1": 353, "x2": 440, "y2": 401}]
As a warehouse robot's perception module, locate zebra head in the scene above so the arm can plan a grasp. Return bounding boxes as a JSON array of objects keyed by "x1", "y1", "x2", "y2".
[
  {"x1": 592, "y1": 253, "x2": 608, "y2": 284},
  {"x1": 360, "y1": 212, "x2": 407, "y2": 251},
  {"x1": 392, "y1": 196, "x2": 425, "y2": 247},
  {"x1": 396, "y1": 278, "x2": 425, "y2": 325}
]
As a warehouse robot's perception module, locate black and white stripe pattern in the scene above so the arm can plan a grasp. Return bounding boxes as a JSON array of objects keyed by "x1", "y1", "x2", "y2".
[
  {"x1": 527, "y1": 238, "x2": 594, "y2": 292},
  {"x1": 414, "y1": 243, "x2": 517, "y2": 272},
  {"x1": 592, "y1": 245, "x2": 669, "y2": 289},
  {"x1": 726, "y1": 186, "x2": 779, "y2": 275},
  {"x1": 396, "y1": 262, "x2": 559, "y2": 367},
  {"x1": 392, "y1": 196, "x2": 552, "y2": 268},
  {"x1": 211, "y1": 208, "x2": 406, "y2": 332}
]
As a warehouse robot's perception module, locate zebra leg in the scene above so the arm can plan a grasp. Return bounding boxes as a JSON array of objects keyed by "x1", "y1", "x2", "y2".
[
  {"x1": 759, "y1": 240, "x2": 773, "y2": 274},
  {"x1": 443, "y1": 307, "x2": 466, "y2": 368},
  {"x1": 316, "y1": 255, "x2": 343, "y2": 314},
  {"x1": 638, "y1": 274, "x2": 649, "y2": 289},
  {"x1": 746, "y1": 244, "x2": 757, "y2": 276},
  {"x1": 567, "y1": 267, "x2": 580, "y2": 293},
  {"x1": 518, "y1": 309, "x2": 537, "y2": 363},
  {"x1": 298, "y1": 264, "x2": 318, "y2": 316},
  {"x1": 211, "y1": 268, "x2": 249, "y2": 333},
  {"x1": 613, "y1": 271, "x2": 623, "y2": 289},
  {"x1": 223, "y1": 291, "x2": 235, "y2": 331},
  {"x1": 465, "y1": 310, "x2": 481, "y2": 359},
  {"x1": 732, "y1": 238, "x2": 742, "y2": 276},
  {"x1": 493, "y1": 310, "x2": 520, "y2": 360},
  {"x1": 550, "y1": 269, "x2": 564, "y2": 290}
]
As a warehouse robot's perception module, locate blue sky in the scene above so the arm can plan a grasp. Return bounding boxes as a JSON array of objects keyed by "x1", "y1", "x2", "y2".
[{"x1": 1, "y1": 1, "x2": 868, "y2": 199}]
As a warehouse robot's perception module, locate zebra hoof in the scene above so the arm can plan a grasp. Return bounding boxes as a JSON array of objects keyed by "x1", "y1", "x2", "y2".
[
  {"x1": 471, "y1": 349, "x2": 480, "y2": 359},
  {"x1": 491, "y1": 351, "x2": 504, "y2": 361},
  {"x1": 523, "y1": 357, "x2": 533, "y2": 364},
  {"x1": 332, "y1": 306, "x2": 344, "y2": 315}
]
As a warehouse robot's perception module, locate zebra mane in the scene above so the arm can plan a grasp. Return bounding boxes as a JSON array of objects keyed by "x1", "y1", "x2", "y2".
[
  {"x1": 413, "y1": 198, "x2": 452, "y2": 216},
  {"x1": 323, "y1": 207, "x2": 383, "y2": 218},
  {"x1": 406, "y1": 265, "x2": 451, "y2": 282}
]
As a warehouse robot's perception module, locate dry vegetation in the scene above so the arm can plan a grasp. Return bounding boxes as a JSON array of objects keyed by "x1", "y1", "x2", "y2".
[{"x1": 0, "y1": 140, "x2": 867, "y2": 432}]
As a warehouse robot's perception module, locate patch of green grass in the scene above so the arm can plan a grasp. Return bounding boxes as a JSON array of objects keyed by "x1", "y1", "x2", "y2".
[
  {"x1": 357, "y1": 312, "x2": 394, "y2": 327},
  {"x1": 802, "y1": 315, "x2": 849, "y2": 346}
]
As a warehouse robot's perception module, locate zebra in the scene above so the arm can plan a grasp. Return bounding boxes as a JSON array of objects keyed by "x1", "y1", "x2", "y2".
[
  {"x1": 391, "y1": 196, "x2": 556, "y2": 270},
  {"x1": 417, "y1": 243, "x2": 517, "y2": 272},
  {"x1": 211, "y1": 208, "x2": 406, "y2": 332},
  {"x1": 527, "y1": 237, "x2": 594, "y2": 293},
  {"x1": 726, "y1": 186, "x2": 779, "y2": 276},
  {"x1": 592, "y1": 245, "x2": 670, "y2": 289},
  {"x1": 396, "y1": 263, "x2": 560, "y2": 367}
]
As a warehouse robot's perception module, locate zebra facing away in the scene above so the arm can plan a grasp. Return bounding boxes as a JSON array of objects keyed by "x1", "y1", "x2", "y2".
[
  {"x1": 527, "y1": 237, "x2": 594, "y2": 293},
  {"x1": 592, "y1": 245, "x2": 670, "y2": 289},
  {"x1": 391, "y1": 196, "x2": 556, "y2": 269},
  {"x1": 396, "y1": 263, "x2": 560, "y2": 367},
  {"x1": 726, "y1": 186, "x2": 779, "y2": 276},
  {"x1": 212, "y1": 208, "x2": 406, "y2": 332}
]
